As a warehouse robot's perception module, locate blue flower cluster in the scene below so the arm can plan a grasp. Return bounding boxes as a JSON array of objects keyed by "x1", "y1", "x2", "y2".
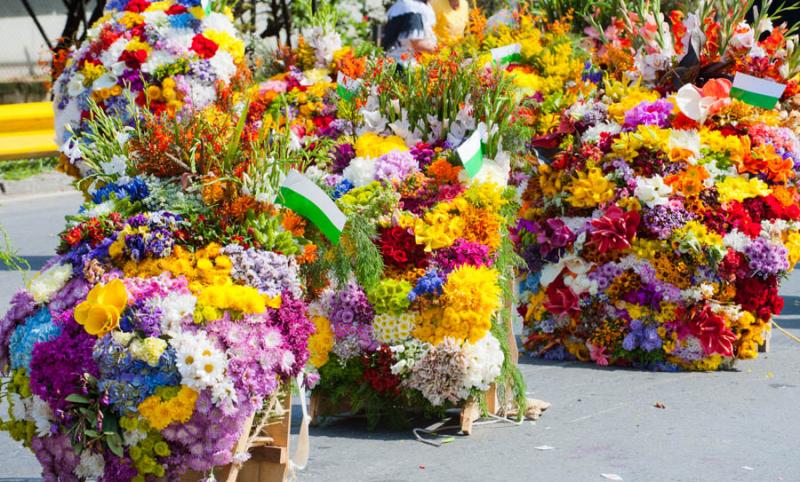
[
  {"x1": 581, "y1": 61, "x2": 603, "y2": 84},
  {"x1": 94, "y1": 336, "x2": 180, "y2": 416},
  {"x1": 332, "y1": 179, "x2": 355, "y2": 199},
  {"x1": 622, "y1": 319, "x2": 662, "y2": 352},
  {"x1": 119, "y1": 302, "x2": 163, "y2": 337},
  {"x1": 91, "y1": 177, "x2": 150, "y2": 204},
  {"x1": 9, "y1": 308, "x2": 62, "y2": 371},
  {"x1": 407, "y1": 270, "x2": 444, "y2": 302},
  {"x1": 123, "y1": 212, "x2": 182, "y2": 261}
]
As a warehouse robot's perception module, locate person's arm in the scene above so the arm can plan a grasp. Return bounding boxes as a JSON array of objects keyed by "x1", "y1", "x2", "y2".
[{"x1": 410, "y1": 37, "x2": 437, "y2": 52}]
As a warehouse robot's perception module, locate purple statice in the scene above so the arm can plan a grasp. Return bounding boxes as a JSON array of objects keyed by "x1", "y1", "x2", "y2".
[
  {"x1": 608, "y1": 158, "x2": 637, "y2": 190},
  {"x1": 623, "y1": 99, "x2": 673, "y2": 130},
  {"x1": 9, "y1": 308, "x2": 62, "y2": 371},
  {"x1": 162, "y1": 391, "x2": 255, "y2": 476},
  {"x1": 29, "y1": 313, "x2": 99, "y2": 412},
  {"x1": 119, "y1": 301, "x2": 162, "y2": 337},
  {"x1": 48, "y1": 277, "x2": 91, "y2": 315},
  {"x1": 269, "y1": 293, "x2": 314, "y2": 377},
  {"x1": 408, "y1": 270, "x2": 444, "y2": 302},
  {"x1": 31, "y1": 434, "x2": 80, "y2": 482},
  {"x1": 223, "y1": 245, "x2": 302, "y2": 298},
  {"x1": 744, "y1": 237, "x2": 790, "y2": 277},
  {"x1": 643, "y1": 204, "x2": 695, "y2": 239},
  {"x1": 433, "y1": 239, "x2": 492, "y2": 273},
  {"x1": 206, "y1": 315, "x2": 287, "y2": 399},
  {"x1": 375, "y1": 150, "x2": 419, "y2": 183},
  {"x1": 331, "y1": 143, "x2": 356, "y2": 174},
  {"x1": 329, "y1": 282, "x2": 374, "y2": 327},
  {"x1": 622, "y1": 319, "x2": 662, "y2": 352},
  {"x1": 93, "y1": 335, "x2": 180, "y2": 416},
  {"x1": 99, "y1": 454, "x2": 137, "y2": 482},
  {"x1": 0, "y1": 290, "x2": 37, "y2": 368},
  {"x1": 588, "y1": 262, "x2": 624, "y2": 291}
]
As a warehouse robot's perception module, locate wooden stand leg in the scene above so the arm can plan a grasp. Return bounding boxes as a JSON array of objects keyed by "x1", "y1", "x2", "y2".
[
  {"x1": 309, "y1": 391, "x2": 321, "y2": 426},
  {"x1": 253, "y1": 392, "x2": 292, "y2": 482},
  {"x1": 758, "y1": 321, "x2": 772, "y2": 353},
  {"x1": 459, "y1": 397, "x2": 480, "y2": 435},
  {"x1": 486, "y1": 383, "x2": 498, "y2": 415},
  {"x1": 507, "y1": 278, "x2": 519, "y2": 365}
]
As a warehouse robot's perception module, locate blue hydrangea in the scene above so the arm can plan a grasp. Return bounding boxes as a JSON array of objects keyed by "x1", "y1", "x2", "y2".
[
  {"x1": 93, "y1": 337, "x2": 180, "y2": 416},
  {"x1": 9, "y1": 308, "x2": 62, "y2": 371},
  {"x1": 169, "y1": 13, "x2": 201, "y2": 29},
  {"x1": 91, "y1": 177, "x2": 150, "y2": 204},
  {"x1": 408, "y1": 270, "x2": 444, "y2": 302},
  {"x1": 622, "y1": 319, "x2": 662, "y2": 352},
  {"x1": 332, "y1": 179, "x2": 355, "y2": 199}
]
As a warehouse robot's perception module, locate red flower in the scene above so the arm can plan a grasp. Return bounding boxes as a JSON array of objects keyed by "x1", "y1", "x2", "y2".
[
  {"x1": 586, "y1": 206, "x2": 640, "y2": 253},
  {"x1": 119, "y1": 49, "x2": 148, "y2": 69},
  {"x1": 735, "y1": 275, "x2": 784, "y2": 320},
  {"x1": 689, "y1": 304, "x2": 737, "y2": 357},
  {"x1": 543, "y1": 277, "x2": 580, "y2": 316},
  {"x1": 191, "y1": 34, "x2": 219, "y2": 59},
  {"x1": 362, "y1": 345, "x2": 402, "y2": 397},
  {"x1": 378, "y1": 226, "x2": 428, "y2": 269},
  {"x1": 125, "y1": 0, "x2": 151, "y2": 13},
  {"x1": 64, "y1": 227, "x2": 82, "y2": 246},
  {"x1": 165, "y1": 4, "x2": 188, "y2": 14}
]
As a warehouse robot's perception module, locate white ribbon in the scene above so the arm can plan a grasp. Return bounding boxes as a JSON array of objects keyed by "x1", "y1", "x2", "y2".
[{"x1": 289, "y1": 373, "x2": 310, "y2": 475}]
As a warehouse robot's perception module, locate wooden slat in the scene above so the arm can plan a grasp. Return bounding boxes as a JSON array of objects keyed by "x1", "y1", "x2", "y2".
[
  {"x1": 0, "y1": 130, "x2": 58, "y2": 160},
  {"x1": 0, "y1": 102, "x2": 57, "y2": 161}
]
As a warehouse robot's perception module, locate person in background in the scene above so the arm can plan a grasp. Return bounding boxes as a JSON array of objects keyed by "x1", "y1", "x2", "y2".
[
  {"x1": 430, "y1": 0, "x2": 470, "y2": 44},
  {"x1": 381, "y1": 0, "x2": 438, "y2": 62}
]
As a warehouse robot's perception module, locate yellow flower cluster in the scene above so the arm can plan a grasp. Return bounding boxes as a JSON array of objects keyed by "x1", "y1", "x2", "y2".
[
  {"x1": 612, "y1": 125, "x2": 670, "y2": 159},
  {"x1": 415, "y1": 265, "x2": 500, "y2": 343},
  {"x1": 203, "y1": 29, "x2": 245, "y2": 63},
  {"x1": 414, "y1": 199, "x2": 467, "y2": 251},
  {"x1": 372, "y1": 312, "x2": 417, "y2": 344},
  {"x1": 733, "y1": 311, "x2": 766, "y2": 359},
  {"x1": 138, "y1": 386, "x2": 198, "y2": 430},
  {"x1": 715, "y1": 176, "x2": 772, "y2": 203},
  {"x1": 605, "y1": 80, "x2": 660, "y2": 121},
  {"x1": 567, "y1": 167, "x2": 615, "y2": 208},
  {"x1": 354, "y1": 133, "x2": 408, "y2": 159},
  {"x1": 676, "y1": 221, "x2": 724, "y2": 249},
  {"x1": 699, "y1": 128, "x2": 745, "y2": 160},
  {"x1": 308, "y1": 316, "x2": 335, "y2": 369},
  {"x1": 784, "y1": 232, "x2": 800, "y2": 269},
  {"x1": 74, "y1": 279, "x2": 129, "y2": 337},
  {"x1": 122, "y1": 244, "x2": 232, "y2": 292},
  {"x1": 196, "y1": 283, "x2": 280, "y2": 321}
]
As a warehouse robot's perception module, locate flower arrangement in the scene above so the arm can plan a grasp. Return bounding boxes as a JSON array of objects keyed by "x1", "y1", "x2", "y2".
[
  {"x1": 515, "y1": 0, "x2": 800, "y2": 371},
  {"x1": 53, "y1": 0, "x2": 246, "y2": 176}
]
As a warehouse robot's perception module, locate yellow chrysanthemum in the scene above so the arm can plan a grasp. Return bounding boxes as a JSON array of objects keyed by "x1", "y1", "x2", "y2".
[
  {"x1": 308, "y1": 316, "x2": 335, "y2": 368},
  {"x1": 566, "y1": 167, "x2": 615, "y2": 208},
  {"x1": 354, "y1": 132, "x2": 408, "y2": 159},
  {"x1": 715, "y1": 176, "x2": 772, "y2": 203}
]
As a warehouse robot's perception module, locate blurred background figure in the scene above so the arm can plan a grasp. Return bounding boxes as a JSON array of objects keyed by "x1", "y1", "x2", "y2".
[
  {"x1": 430, "y1": 0, "x2": 469, "y2": 44},
  {"x1": 381, "y1": 0, "x2": 437, "y2": 61}
]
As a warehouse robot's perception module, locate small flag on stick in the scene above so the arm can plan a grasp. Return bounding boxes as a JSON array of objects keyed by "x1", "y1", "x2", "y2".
[
  {"x1": 490, "y1": 44, "x2": 521, "y2": 65},
  {"x1": 456, "y1": 128, "x2": 484, "y2": 178},
  {"x1": 201, "y1": 0, "x2": 212, "y2": 14},
  {"x1": 277, "y1": 170, "x2": 347, "y2": 244},
  {"x1": 336, "y1": 71, "x2": 360, "y2": 101},
  {"x1": 731, "y1": 72, "x2": 786, "y2": 110}
]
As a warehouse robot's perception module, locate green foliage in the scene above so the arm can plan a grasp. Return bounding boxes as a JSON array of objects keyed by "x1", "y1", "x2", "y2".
[
  {"x1": 0, "y1": 158, "x2": 57, "y2": 181},
  {"x1": 327, "y1": 213, "x2": 384, "y2": 291},
  {"x1": 0, "y1": 225, "x2": 29, "y2": 274}
]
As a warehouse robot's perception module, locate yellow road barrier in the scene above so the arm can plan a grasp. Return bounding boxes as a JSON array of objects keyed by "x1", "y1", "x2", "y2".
[{"x1": 0, "y1": 102, "x2": 58, "y2": 161}]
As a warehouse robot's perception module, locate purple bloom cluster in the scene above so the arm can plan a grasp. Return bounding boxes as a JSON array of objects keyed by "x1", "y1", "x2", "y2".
[
  {"x1": 375, "y1": 150, "x2": 420, "y2": 183},
  {"x1": 623, "y1": 99, "x2": 674, "y2": 130},
  {"x1": 269, "y1": 293, "x2": 315, "y2": 376},
  {"x1": 119, "y1": 301, "x2": 163, "y2": 337},
  {"x1": 622, "y1": 319, "x2": 661, "y2": 352},
  {"x1": 48, "y1": 277, "x2": 91, "y2": 316},
  {"x1": 0, "y1": 290, "x2": 37, "y2": 368},
  {"x1": 331, "y1": 143, "x2": 356, "y2": 174},
  {"x1": 31, "y1": 434, "x2": 80, "y2": 482},
  {"x1": 223, "y1": 245, "x2": 302, "y2": 298},
  {"x1": 745, "y1": 237, "x2": 790, "y2": 277},
  {"x1": 122, "y1": 212, "x2": 182, "y2": 261},
  {"x1": 329, "y1": 281, "x2": 375, "y2": 327},
  {"x1": 643, "y1": 204, "x2": 695, "y2": 239},
  {"x1": 433, "y1": 239, "x2": 492, "y2": 273}
]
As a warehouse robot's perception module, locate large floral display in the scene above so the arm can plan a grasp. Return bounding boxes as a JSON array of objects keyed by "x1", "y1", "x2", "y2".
[
  {"x1": 515, "y1": 2, "x2": 800, "y2": 370},
  {"x1": 0, "y1": 3, "x2": 321, "y2": 479},
  {"x1": 53, "y1": 0, "x2": 245, "y2": 177}
]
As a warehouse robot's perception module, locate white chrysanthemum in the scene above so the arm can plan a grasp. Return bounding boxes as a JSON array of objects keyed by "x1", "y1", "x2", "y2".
[
  {"x1": 202, "y1": 12, "x2": 239, "y2": 37},
  {"x1": 123, "y1": 427, "x2": 148, "y2": 447},
  {"x1": 149, "y1": 293, "x2": 197, "y2": 333},
  {"x1": 634, "y1": 175, "x2": 672, "y2": 208},
  {"x1": 343, "y1": 157, "x2": 377, "y2": 187},
  {"x1": 27, "y1": 263, "x2": 73, "y2": 303},
  {"x1": 211, "y1": 377, "x2": 238, "y2": 414},
  {"x1": 171, "y1": 330, "x2": 227, "y2": 391},
  {"x1": 722, "y1": 229, "x2": 750, "y2": 253},
  {"x1": 75, "y1": 450, "x2": 105, "y2": 479},
  {"x1": 372, "y1": 313, "x2": 417, "y2": 344},
  {"x1": 209, "y1": 50, "x2": 237, "y2": 84},
  {"x1": 187, "y1": 83, "x2": 218, "y2": 109},
  {"x1": 164, "y1": 30, "x2": 195, "y2": 52},
  {"x1": 580, "y1": 122, "x2": 621, "y2": 144},
  {"x1": 142, "y1": 10, "x2": 169, "y2": 28},
  {"x1": 461, "y1": 333, "x2": 504, "y2": 392},
  {"x1": 564, "y1": 273, "x2": 598, "y2": 296},
  {"x1": 141, "y1": 49, "x2": 177, "y2": 74},
  {"x1": 30, "y1": 396, "x2": 54, "y2": 437},
  {"x1": 9, "y1": 393, "x2": 28, "y2": 421}
]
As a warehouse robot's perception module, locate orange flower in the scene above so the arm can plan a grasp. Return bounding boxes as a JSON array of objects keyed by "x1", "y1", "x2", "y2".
[
  {"x1": 426, "y1": 158, "x2": 462, "y2": 184},
  {"x1": 665, "y1": 165, "x2": 709, "y2": 197},
  {"x1": 744, "y1": 144, "x2": 794, "y2": 183},
  {"x1": 281, "y1": 210, "x2": 307, "y2": 237},
  {"x1": 296, "y1": 243, "x2": 318, "y2": 265},
  {"x1": 772, "y1": 185, "x2": 798, "y2": 207}
]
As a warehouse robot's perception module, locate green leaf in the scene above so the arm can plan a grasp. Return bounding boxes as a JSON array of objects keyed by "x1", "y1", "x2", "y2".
[
  {"x1": 65, "y1": 394, "x2": 91, "y2": 404},
  {"x1": 106, "y1": 434, "x2": 124, "y2": 457}
]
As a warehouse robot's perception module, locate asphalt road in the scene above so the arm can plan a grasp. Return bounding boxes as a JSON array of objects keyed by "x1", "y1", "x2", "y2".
[{"x1": 2, "y1": 177, "x2": 799, "y2": 482}]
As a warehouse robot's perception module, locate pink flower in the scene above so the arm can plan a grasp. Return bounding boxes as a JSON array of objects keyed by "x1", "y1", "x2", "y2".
[
  {"x1": 543, "y1": 278, "x2": 580, "y2": 316},
  {"x1": 675, "y1": 78, "x2": 732, "y2": 124},
  {"x1": 587, "y1": 342, "x2": 610, "y2": 366}
]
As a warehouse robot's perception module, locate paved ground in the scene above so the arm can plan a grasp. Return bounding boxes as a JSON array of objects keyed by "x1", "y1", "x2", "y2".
[{"x1": 1, "y1": 174, "x2": 799, "y2": 482}]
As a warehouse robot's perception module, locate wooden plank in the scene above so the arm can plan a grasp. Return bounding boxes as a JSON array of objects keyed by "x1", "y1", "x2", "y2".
[
  {"x1": 0, "y1": 130, "x2": 58, "y2": 161},
  {"x1": 459, "y1": 398, "x2": 480, "y2": 435}
]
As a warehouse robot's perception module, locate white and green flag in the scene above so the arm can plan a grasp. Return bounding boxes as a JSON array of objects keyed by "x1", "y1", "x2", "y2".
[
  {"x1": 731, "y1": 72, "x2": 786, "y2": 110},
  {"x1": 277, "y1": 170, "x2": 346, "y2": 244},
  {"x1": 201, "y1": 0, "x2": 212, "y2": 14},
  {"x1": 336, "y1": 71, "x2": 360, "y2": 101},
  {"x1": 456, "y1": 128, "x2": 484, "y2": 178},
  {"x1": 490, "y1": 44, "x2": 521, "y2": 65}
]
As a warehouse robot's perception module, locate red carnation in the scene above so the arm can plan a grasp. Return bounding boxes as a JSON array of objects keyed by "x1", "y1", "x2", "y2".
[
  {"x1": 125, "y1": 0, "x2": 151, "y2": 13},
  {"x1": 543, "y1": 277, "x2": 580, "y2": 316},
  {"x1": 689, "y1": 304, "x2": 737, "y2": 357},
  {"x1": 119, "y1": 49, "x2": 148, "y2": 69},
  {"x1": 735, "y1": 275, "x2": 784, "y2": 320},
  {"x1": 191, "y1": 34, "x2": 219, "y2": 59},
  {"x1": 586, "y1": 206, "x2": 640, "y2": 253}
]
